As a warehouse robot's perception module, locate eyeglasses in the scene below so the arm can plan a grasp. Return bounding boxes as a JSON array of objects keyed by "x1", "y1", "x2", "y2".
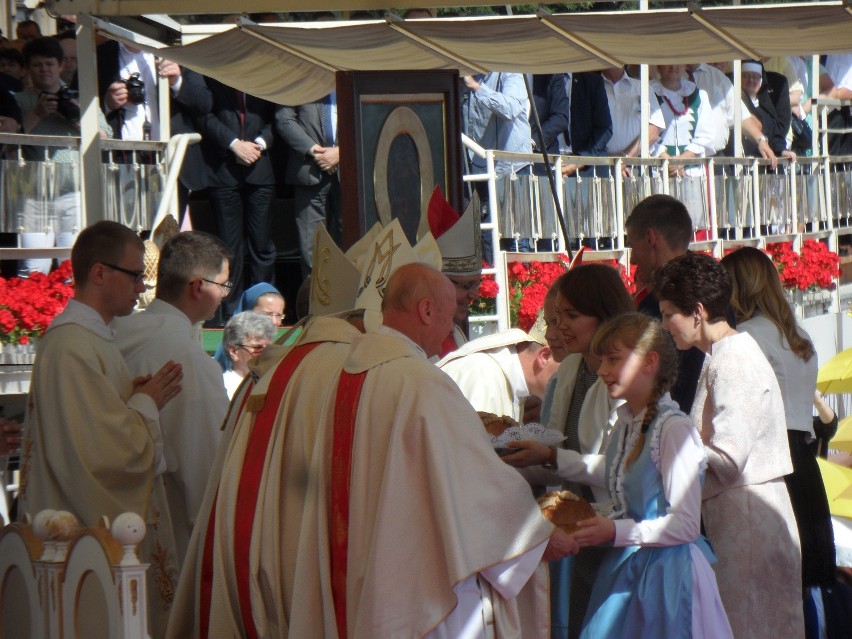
[
  {"x1": 449, "y1": 278, "x2": 482, "y2": 293},
  {"x1": 236, "y1": 343, "x2": 266, "y2": 354},
  {"x1": 104, "y1": 263, "x2": 145, "y2": 284},
  {"x1": 261, "y1": 311, "x2": 285, "y2": 320},
  {"x1": 201, "y1": 278, "x2": 234, "y2": 294}
]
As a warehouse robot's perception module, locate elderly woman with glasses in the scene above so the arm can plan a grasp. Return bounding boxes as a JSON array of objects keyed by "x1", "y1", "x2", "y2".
[
  {"x1": 220, "y1": 311, "x2": 277, "y2": 399},
  {"x1": 214, "y1": 282, "x2": 285, "y2": 370}
]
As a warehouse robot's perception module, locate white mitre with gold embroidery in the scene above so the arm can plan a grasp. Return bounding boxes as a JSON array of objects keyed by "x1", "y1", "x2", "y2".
[
  {"x1": 309, "y1": 222, "x2": 382, "y2": 317},
  {"x1": 354, "y1": 218, "x2": 442, "y2": 331},
  {"x1": 427, "y1": 186, "x2": 482, "y2": 277}
]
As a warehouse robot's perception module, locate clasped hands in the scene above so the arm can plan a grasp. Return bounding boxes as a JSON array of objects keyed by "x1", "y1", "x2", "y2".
[
  {"x1": 311, "y1": 144, "x2": 339, "y2": 174},
  {"x1": 232, "y1": 140, "x2": 263, "y2": 166},
  {"x1": 132, "y1": 360, "x2": 183, "y2": 409}
]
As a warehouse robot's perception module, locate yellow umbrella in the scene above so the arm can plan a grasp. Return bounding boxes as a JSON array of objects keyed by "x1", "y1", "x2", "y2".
[
  {"x1": 817, "y1": 348, "x2": 852, "y2": 394},
  {"x1": 830, "y1": 416, "x2": 852, "y2": 453},
  {"x1": 817, "y1": 457, "x2": 852, "y2": 519}
]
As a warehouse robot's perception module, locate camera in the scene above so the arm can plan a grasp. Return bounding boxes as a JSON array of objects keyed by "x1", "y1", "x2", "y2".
[
  {"x1": 42, "y1": 87, "x2": 80, "y2": 122},
  {"x1": 123, "y1": 72, "x2": 146, "y2": 105}
]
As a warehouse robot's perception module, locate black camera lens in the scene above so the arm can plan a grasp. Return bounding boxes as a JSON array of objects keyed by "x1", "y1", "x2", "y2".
[
  {"x1": 56, "y1": 87, "x2": 81, "y2": 122},
  {"x1": 123, "y1": 72, "x2": 146, "y2": 105}
]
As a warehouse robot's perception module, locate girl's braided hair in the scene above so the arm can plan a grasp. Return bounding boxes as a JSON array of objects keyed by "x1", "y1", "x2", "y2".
[{"x1": 591, "y1": 313, "x2": 679, "y2": 468}]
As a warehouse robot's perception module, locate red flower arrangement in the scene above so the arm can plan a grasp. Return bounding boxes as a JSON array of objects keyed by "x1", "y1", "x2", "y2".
[
  {"x1": 0, "y1": 261, "x2": 74, "y2": 345},
  {"x1": 767, "y1": 240, "x2": 840, "y2": 292},
  {"x1": 472, "y1": 256, "x2": 636, "y2": 332}
]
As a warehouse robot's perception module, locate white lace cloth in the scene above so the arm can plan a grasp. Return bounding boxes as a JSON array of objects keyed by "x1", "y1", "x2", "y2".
[{"x1": 490, "y1": 422, "x2": 566, "y2": 450}]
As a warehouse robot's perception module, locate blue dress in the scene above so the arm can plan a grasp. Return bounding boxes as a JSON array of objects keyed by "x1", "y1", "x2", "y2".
[{"x1": 580, "y1": 401, "x2": 730, "y2": 639}]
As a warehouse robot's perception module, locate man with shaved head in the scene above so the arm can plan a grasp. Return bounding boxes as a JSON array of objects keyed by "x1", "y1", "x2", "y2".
[{"x1": 286, "y1": 262, "x2": 578, "y2": 639}]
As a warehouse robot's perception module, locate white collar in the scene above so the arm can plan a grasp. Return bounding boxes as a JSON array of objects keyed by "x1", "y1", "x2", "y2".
[
  {"x1": 652, "y1": 78, "x2": 697, "y2": 99},
  {"x1": 48, "y1": 298, "x2": 114, "y2": 340},
  {"x1": 375, "y1": 324, "x2": 426, "y2": 359}
]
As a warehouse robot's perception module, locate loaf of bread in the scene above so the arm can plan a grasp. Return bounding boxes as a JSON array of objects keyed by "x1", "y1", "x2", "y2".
[
  {"x1": 537, "y1": 490, "x2": 596, "y2": 535},
  {"x1": 477, "y1": 412, "x2": 519, "y2": 437}
]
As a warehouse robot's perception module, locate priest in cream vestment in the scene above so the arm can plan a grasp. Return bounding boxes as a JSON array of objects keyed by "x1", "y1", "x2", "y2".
[
  {"x1": 299, "y1": 263, "x2": 575, "y2": 638},
  {"x1": 19, "y1": 221, "x2": 183, "y2": 638},
  {"x1": 167, "y1": 314, "x2": 364, "y2": 638},
  {"x1": 114, "y1": 231, "x2": 232, "y2": 564},
  {"x1": 168, "y1": 221, "x2": 385, "y2": 637},
  {"x1": 438, "y1": 328, "x2": 559, "y2": 423}
]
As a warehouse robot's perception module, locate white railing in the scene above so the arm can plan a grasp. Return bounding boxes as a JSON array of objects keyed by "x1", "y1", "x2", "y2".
[
  {"x1": 462, "y1": 132, "x2": 852, "y2": 333},
  {"x1": 0, "y1": 132, "x2": 197, "y2": 261}
]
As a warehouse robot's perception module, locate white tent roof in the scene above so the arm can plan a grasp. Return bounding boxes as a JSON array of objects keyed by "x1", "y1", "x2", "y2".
[{"x1": 96, "y1": 3, "x2": 852, "y2": 105}]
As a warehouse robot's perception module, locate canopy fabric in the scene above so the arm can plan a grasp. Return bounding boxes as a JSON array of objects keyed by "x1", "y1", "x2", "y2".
[{"x1": 98, "y1": 3, "x2": 852, "y2": 105}]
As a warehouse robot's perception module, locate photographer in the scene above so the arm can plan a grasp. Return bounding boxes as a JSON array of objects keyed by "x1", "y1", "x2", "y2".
[
  {"x1": 98, "y1": 41, "x2": 159, "y2": 141},
  {"x1": 16, "y1": 37, "x2": 110, "y2": 140},
  {"x1": 14, "y1": 37, "x2": 110, "y2": 275}
]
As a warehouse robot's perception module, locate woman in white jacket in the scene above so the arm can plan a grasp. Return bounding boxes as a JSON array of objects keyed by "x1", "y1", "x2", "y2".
[{"x1": 504, "y1": 263, "x2": 633, "y2": 639}]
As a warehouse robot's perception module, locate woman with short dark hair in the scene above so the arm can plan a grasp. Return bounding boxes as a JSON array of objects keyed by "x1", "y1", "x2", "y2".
[{"x1": 653, "y1": 252, "x2": 804, "y2": 639}]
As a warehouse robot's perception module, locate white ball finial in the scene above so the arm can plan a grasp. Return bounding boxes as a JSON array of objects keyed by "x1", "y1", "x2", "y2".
[
  {"x1": 112, "y1": 512, "x2": 146, "y2": 545},
  {"x1": 32, "y1": 509, "x2": 56, "y2": 540},
  {"x1": 112, "y1": 512, "x2": 146, "y2": 566},
  {"x1": 47, "y1": 511, "x2": 80, "y2": 541}
]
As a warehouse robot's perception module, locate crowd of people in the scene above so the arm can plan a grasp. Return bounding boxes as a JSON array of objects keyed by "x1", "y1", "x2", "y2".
[
  {"x1": 2, "y1": 14, "x2": 852, "y2": 300},
  {"x1": 4, "y1": 190, "x2": 846, "y2": 638},
  {"x1": 2, "y1": 11, "x2": 852, "y2": 639}
]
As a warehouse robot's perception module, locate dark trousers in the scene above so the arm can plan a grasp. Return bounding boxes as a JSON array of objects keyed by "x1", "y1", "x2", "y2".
[
  {"x1": 293, "y1": 174, "x2": 341, "y2": 278},
  {"x1": 208, "y1": 182, "x2": 276, "y2": 315}
]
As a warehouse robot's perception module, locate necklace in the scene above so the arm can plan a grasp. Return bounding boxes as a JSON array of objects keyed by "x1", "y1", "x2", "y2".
[{"x1": 663, "y1": 95, "x2": 689, "y2": 117}]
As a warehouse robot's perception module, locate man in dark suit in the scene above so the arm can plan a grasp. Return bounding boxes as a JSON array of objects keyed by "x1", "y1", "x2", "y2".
[
  {"x1": 156, "y1": 62, "x2": 211, "y2": 221},
  {"x1": 530, "y1": 73, "x2": 570, "y2": 158},
  {"x1": 275, "y1": 95, "x2": 340, "y2": 277},
  {"x1": 198, "y1": 78, "x2": 277, "y2": 314},
  {"x1": 561, "y1": 72, "x2": 613, "y2": 177}
]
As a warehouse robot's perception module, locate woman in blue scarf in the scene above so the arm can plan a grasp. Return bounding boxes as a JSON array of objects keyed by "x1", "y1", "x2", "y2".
[{"x1": 214, "y1": 283, "x2": 285, "y2": 370}]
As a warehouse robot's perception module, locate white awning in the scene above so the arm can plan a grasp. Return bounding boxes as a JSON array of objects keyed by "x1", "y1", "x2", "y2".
[{"x1": 94, "y1": 3, "x2": 852, "y2": 105}]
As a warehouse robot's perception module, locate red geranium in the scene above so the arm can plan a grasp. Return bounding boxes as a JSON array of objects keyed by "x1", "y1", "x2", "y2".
[
  {"x1": 767, "y1": 240, "x2": 840, "y2": 292},
  {"x1": 0, "y1": 261, "x2": 74, "y2": 345},
  {"x1": 471, "y1": 255, "x2": 636, "y2": 331}
]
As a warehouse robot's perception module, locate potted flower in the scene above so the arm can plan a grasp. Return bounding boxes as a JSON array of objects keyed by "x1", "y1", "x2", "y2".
[
  {"x1": 0, "y1": 261, "x2": 74, "y2": 363},
  {"x1": 471, "y1": 256, "x2": 635, "y2": 332},
  {"x1": 767, "y1": 240, "x2": 840, "y2": 313}
]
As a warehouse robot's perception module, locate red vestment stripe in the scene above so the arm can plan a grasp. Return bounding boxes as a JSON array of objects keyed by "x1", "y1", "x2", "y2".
[
  {"x1": 330, "y1": 369, "x2": 368, "y2": 639},
  {"x1": 200, "y1": 380, "x2": 253, "y2": 639},
  {"x1": 231, "y1": 343, "x2": 321, "y2": 639}
]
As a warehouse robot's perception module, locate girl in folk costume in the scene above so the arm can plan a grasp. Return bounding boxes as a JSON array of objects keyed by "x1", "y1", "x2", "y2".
[
  {"x1": 574, "y1": 313, "x2": 732, "y2": 639},
  {"x1": 503, "y1": 263, "x2": 633, "y2": 639},
  {"x1": 651, "y1": 65, "x2": 716, "y2": 231}
]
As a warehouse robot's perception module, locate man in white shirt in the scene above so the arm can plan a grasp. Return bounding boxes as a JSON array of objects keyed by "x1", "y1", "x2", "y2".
[
  {"x1": 99, "y1": 40, "x2": 159, "y2": 140},
  {"x1": 601, "y1": 66, "x2": 664, "y2": 162},
  {"x1": 114, "y1": 230, "x2": 232, "y2": 564}
]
